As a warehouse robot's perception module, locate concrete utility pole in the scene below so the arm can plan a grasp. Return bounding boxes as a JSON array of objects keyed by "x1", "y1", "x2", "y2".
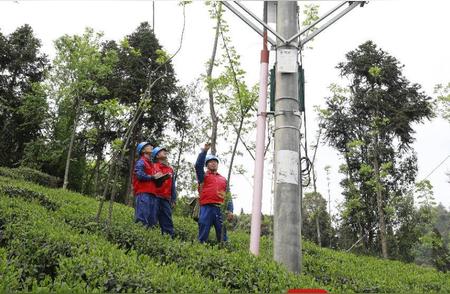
[
  {"x1": 273, "y1": 1, "x2": 302, "y2": 273},
  {"x1": 222, "y1": 0, "x2": 366, "y2": 274}
]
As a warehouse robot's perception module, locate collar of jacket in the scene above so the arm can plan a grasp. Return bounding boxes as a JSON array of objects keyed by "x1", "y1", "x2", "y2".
[
  {"x1": 155, "y1": 159, "x2": 170, "y2": 167},
  {"x1": 141, "y1": 155, "x2": 152, "y2": 163},
  {"x1": 206, "y1": 170, "x2": 220, "y2": 176}
]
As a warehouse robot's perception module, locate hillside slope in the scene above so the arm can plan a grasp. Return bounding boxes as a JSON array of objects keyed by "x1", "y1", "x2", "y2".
[{"x1": 0, "y1": 175, "x2": 449, "y2": 293}]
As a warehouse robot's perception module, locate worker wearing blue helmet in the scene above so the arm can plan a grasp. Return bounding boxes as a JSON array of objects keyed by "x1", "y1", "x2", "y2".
[
  {"x1": 148, "y1": 146, "x2": 176, "y2": 238},
  {"x1": 195, "y1": 143, "x2": 234, "y2": 243},
  {"x1": 132, "y1": 141, "x2": 163, "y2": 228}
]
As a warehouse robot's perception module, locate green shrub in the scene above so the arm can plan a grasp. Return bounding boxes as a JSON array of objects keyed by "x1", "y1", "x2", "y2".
[
  {"x1": 0, "y1": 166, "x2": 60, "y2": 188},
  {"x1": 1, "y1": 185, "x2": 59, "y2": 211},
  {"x1": 0, "y1": 248, "x2": 21, "y2": 292},
  {"x1": 0, "y1": 196, "x2": 70, "y2": 287},
  {"x1": 17, "y1": 167, "x2": 61, "y2": 188},
  {"x1": 0, "y1": 177, "x2": 321, "y2": 292},
  {"x1": 2, "y1": 176, "x2": 450, "y2": 293},
  {"x1": 25, "y1": 183, "x2": 322, "y2": 292},
  {"x1": 0, "y1": 195, "x2": 225, "y2": 293},
  {"x1": 302, "y1": 242, "x2": 450, "y2": 293},
  {"x1": 0, "y1": 167, "x2": 17, "y2": 179},
  {"x1": 38, "y1": 182, "x2": 450, "y2": 293}
]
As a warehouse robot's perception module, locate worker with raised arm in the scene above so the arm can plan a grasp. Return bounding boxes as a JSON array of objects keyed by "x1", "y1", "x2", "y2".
[{"x1": 195, "y1": 143, "x2": 233, "y2": 243}]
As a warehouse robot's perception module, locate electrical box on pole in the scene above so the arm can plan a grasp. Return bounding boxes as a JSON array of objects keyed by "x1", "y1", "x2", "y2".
[
  {"x1": 270, "y1": 65, "x2": 305, "y2": 112},
  {"x1": 270, "y1": 66, "x2": 275, "y2": 112},
  {"x1": 277, "y1": 48, "x2": 297, "y2": 73},
  {"x1": 298, "y1": 66, "x2": 305, "y2": 112}
]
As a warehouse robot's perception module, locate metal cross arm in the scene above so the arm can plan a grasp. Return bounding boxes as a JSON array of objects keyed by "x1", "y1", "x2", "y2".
[
  {"x1": 286, "y1": 1, "x2": 348, "y2": 44},
  {"x1": 232, "y1": 1, "x2": 287, "y2": 44},
  {"x1": 222, "y1": 1, "x2": 277, "y2": 46},
  {"x1": 300, "y1": 1, "x2": 367, "y2": 47},
  {"x1": 221, "y1": 1, "x2": 367, "y2": 48}
]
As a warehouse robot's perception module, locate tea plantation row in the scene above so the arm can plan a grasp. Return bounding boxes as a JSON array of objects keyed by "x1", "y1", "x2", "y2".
[{"x1": 1, "y1": 174, "x2": 449, "y2": 293}]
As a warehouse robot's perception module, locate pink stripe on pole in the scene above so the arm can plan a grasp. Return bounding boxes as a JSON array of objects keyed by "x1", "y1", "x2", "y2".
[{"x1": 250, "y1": 48, "x2": 269, "y2": 255}]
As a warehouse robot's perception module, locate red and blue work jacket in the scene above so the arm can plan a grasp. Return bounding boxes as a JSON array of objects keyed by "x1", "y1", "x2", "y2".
[
  {"x1": 153, "y1": 161, "x2": 177, "y2": 203},
  {"x1": 133, "y1": 156, "x2": 156, "y2": 195},
  {"x1": 195, "y1": 150, "x2": 233, "y2": 212}
]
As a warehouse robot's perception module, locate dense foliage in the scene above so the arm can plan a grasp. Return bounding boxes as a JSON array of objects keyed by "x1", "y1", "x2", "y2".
[{"x1": 319, "y1": 41, "x2": 435, "y2": 258}]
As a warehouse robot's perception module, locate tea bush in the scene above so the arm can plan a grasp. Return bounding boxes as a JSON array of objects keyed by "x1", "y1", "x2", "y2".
[
  {"x1": 1, "y1": 176, "x2": 449, "y2": 293},
  {"x1": 0, "y1": 194, "x2": 225, "y2": 292},
  {"x1": 0, "y1": 166, "x2": 60, "y2": 188}
]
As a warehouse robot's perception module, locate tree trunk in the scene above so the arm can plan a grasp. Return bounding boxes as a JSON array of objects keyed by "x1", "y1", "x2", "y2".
[
  {"x1": 93, "y1": 151, "x2": 102, "y2": 195},
  {"x1": 62, "y1": 98, "x2": 80, "y2": 190},
  {"x1": 343, "y1": 153, "x2": 369, "y2": 251},
  {"x1": 373, "y1": 155, "x2": 388, "y2": 258},
  {"x1": 315, "y1": 212, "x2": 322, "y2": 247},
  {"x1": 107, "y1": 113, "x2": 142, "y2": 226},
  {"x1": 83, "y1": 162, "x2": 96, "y2": 195},
  {"x1": 226, "y1": 117, "x2": 244, "y2": 188},
  {"x1": 312, "y1": 182, "x2": 322, "y2": 247},
  {"x1": 108, "y1": 159, "x2": 122, "y2": 226},
  {"x1": 311, "y1": 130, "x2": 322, "y2": 247},
  {"x1": 96, "y1": 155, "x2": 115, "y2": 223},
  {"x1": 325, "y1": 166, "x2": 332, "y2": 247},
  {"x1": 96, "y1": 105, "x2": 143, "y2": 224},
  {"x1": 206, "y1": 2, "x2": 222, "y2": 156},
  {"x1": 125, "y1": 142, "x2": 135, "y2": 206},
  {"x1": 82, "y1": 148, "x2": 101, "y2": 195},
  {"x1": 368, "y1": 228, "x2": 374, "y2": 251},
  {"x1": 174, "y1": 130, "x2": 186, "y2": 177}
]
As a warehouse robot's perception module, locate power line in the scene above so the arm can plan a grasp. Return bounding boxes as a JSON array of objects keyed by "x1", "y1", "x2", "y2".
[{"x1": 424, "y1": 154, "x2": 450, "y2": 179}]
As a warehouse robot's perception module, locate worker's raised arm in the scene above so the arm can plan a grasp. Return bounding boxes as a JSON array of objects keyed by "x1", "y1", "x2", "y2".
[{"x1": 195, "y1": 143, "x2": 210, "y2": 184}]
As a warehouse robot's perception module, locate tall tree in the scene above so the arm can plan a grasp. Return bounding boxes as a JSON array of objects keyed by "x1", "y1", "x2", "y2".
[
  {"x1": 204, "y1": 2, "x2": 223, "y2": 156},
  {"x1": 435, "y1": 82, "x2": 450, "y2": 122},
  {"x1": 160, "y1": 81, "x2": 209, "y2": 199},
  {"x1": 94, "y1": 21, "x2": 188, "y2": 224},
  {"x1": 113, "y1": 22, "x2": 187, "y2": 204},
  {"x1": 320, "y1": 41, "x2": 434, "y2": 258},
  {"x1": 52, "y1": 28, "x2": 118, "y2": 189},
  {"x1": 302, "y1": 192, "x2": 333, "y2": 247},
  {"x1": 0, "y1": 25, "x2": 49, "y2": 167},
  {"x1": 217, "y1": 21, "x2": 258, "y2": 187},
  {"x1": 81, "y1": 39, "x2": 131, "y2": 197},
  {"x1": 435, "y1": 81, "x2": 450, "y2": 189}
]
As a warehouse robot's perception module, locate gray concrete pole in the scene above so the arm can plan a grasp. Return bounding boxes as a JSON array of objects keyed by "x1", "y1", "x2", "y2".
[{"x1": 273, "y1": 1, "x2": 302, "y2": 273}]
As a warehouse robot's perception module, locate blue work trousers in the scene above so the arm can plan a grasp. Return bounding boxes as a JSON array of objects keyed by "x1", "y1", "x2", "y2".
[
  {"x1": 198, "y1": 204, "x2": 227, "y2": 243},
  {"x1": 135, "y1": 193, "x2": 174, "y2": 237}
]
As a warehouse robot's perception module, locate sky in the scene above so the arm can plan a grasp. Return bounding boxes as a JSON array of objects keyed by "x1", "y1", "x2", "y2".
[{"x1": 0, "y1": 0, "x2": 449, "y2": 216}]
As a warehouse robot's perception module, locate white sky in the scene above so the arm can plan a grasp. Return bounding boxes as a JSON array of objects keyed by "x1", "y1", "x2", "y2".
[{"x1": 1, "y1": 0, "x2": 449, "y2": 216}]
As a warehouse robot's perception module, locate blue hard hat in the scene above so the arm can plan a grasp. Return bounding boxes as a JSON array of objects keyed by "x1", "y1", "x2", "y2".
[
  {"x1": 152, "y1": 146, "x2": 167, "y2": 161},
  {"x1": 136, "y1": 141, "x2": 152, "y2": 155},
  {"x1": 205, "y1": 154, "x2": 219, "y2": 167}
]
